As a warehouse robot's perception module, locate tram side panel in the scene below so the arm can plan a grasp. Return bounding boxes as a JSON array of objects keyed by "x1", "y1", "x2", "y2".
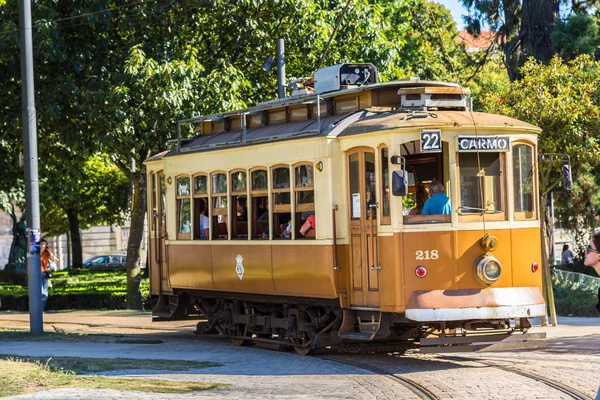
[
  {"x1": 510, "y1": 227, "x2": 543, "y2": 288},
  {"x1": 164, "y1": 243, "x2": 338, "y2": 299},
  {"x1": 167, "y1": 244, "x2": 214, "y2": 289},
  {"x1": 379, "y1": 233, "x2": 406, "y2": 313}
]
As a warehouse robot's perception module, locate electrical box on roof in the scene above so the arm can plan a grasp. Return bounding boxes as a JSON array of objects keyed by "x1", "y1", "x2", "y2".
[{"x1": 313, "y1": 63, "x2": 378, "y2": 94}]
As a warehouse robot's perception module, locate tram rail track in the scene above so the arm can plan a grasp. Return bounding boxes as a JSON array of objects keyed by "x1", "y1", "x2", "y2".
[
  {"x1": 439, "y1": 355, "x2": 592, "y2": 400},
  {"x1": 320, "y1": 356, "x2": 440, "y2": 400}
]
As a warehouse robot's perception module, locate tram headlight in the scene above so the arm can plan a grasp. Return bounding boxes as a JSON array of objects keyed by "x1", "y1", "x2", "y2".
[{"x1": 475, "y1": 255, "x2": 502, "y2": 285}]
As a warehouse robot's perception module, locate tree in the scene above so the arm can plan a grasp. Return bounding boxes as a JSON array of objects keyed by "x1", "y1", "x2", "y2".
[
  {"x1": 460, "y1": 0, "x2": 561, "y2": 80},
  {"x1": 1, "y1": 0, "x2": 467, "y2": 309},
  {"x1": 0, "y1": 2, "x2": 130, "y2": 269},
  {"x1": 479, "y1": 56, "x2": 600, "y2": 309},
  {"x1": 41, "y1": 154, "x2": 129, "y2": 267},
  {"x1": 552, "y1": 13, "x2": 600, "y2": 61}
]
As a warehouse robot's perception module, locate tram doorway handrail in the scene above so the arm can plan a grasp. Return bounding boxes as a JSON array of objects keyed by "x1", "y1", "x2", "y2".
[{"x1": 332, "y1": 205, "x2": 340, "y2": 271}]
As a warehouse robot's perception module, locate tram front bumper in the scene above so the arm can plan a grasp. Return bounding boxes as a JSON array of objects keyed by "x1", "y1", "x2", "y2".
[{"x1": 405, "y1": 287, "x2": 545, "y2": 322}]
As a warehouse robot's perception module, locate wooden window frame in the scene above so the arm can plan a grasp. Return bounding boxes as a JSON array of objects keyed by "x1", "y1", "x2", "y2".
[
  {"x1": 293, "y1": 162, "x2": 315, "y2": 240},
  {"x1": 175, "y1": 174, "x2": 192, "y2": 240},
  {"x1": 211, "y1": 171, "x2": 229, "y2": 239},
  {"x1": 250, "y1": 167, "x2": 269, "y2": 240},
  {"x1": 334, "y1": 95, "x2": 358, "y2": 114},
  {"x1": 378, "y1": 144, "x2": 391, "y2": 225},
  {"x1": 192, "y1": 173, "x2": 209, "y2": 240},
  {"x1": 271, "y1": 164, "x2": 292, "y2": 239},
  {"x1": 457, "y1": 152, "x2": 507, "y2": 222},
  {"x1": 230, "y1": 169, "x2": 249, "y2": 240},
  {"x1": 512, "y1": 141, "x2": 537, "y2": 221},
  {"x1": 271, "y1": 164, "x2": 291, "y2": 213}
]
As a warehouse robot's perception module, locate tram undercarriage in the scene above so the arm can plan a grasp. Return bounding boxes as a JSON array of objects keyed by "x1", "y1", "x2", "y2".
[{"x1": 153, "y1": 292, "x2": 546, "y2": 355}]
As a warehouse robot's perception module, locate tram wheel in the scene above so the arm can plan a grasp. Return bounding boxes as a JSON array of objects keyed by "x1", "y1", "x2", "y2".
[
  {"x1": 231, "y1": 336, "x2": 250, "y2": 346},
  {"x1": 229, "y1": 301, "x2": 250, "y2": 346},
  {"x1": 293, "y1": 345, "x2": 314, "y2": 356}
]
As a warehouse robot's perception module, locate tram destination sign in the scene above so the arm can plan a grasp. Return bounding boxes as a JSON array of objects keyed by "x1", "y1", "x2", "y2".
[{"x1": 457, "y1": 136, "x2": 510, "y2": 152}]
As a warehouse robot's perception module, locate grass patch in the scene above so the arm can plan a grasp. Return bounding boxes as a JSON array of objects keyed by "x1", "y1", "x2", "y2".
[
  {"x1": 0, "y1": 329, "x2": 166, "y2": 345},
  {"x1": 0, "y1": 329, "x2": 116, "y2": 343},
  {"x1": 0, "y1": 358, "x2": 223, "y2": 397},
  {"x1": 0, "y1": 269, "x2": 152, "y2": 311},
  {"x1": 553, "y1": 269, "x2": 600, "y2": 317},
  {"x1": 0, "y1": 355, "x2": 221, "y2": 374}
]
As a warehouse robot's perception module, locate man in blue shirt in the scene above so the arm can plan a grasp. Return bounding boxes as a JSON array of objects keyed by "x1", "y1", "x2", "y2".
[{"x1": 422, "y1": 181, "x2": 451, "y2": 215}]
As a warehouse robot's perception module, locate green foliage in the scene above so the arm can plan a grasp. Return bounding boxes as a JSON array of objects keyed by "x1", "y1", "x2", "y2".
[
  {"x1": 479, "y1": 56, "x2": 600, "y2": 230},
  {"x1": 552, "y1": 269, "x2": 600, "y2": 317},
  {"x1": 41, "y1": 154, "x2": 129, "y2": 236},
  {"x1": 0, "y1": 0, "x2": 468, "y2": 304},
  {"x1": 552, "y1": 13, "x2": 600, "y2": 61},
  {"x1": 0, "y1": 269, "x2": 151, "y2": 311}
]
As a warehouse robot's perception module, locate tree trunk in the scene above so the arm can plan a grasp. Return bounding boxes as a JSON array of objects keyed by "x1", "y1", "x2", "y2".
[
  {"x1": 126, "y1": 169, "x2": 147, "y2": 310},
  {"x1": 66, "y1": 208, "x2": 83, "y2": 269},
  {"x1": 518, "y1": 0, "x2": 559, "y2": 73},
  {"x1": 66, "y1": 230, "x2": 72, "y2": 268}
]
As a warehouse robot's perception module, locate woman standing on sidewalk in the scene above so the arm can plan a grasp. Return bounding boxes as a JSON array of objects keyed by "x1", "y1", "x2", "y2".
[
  {"x1": 584, "y1": 231, "x2": 600, "y2": 275},
  {"x1": 39, "y1": 239, "x2": 55, "y2": 311}
]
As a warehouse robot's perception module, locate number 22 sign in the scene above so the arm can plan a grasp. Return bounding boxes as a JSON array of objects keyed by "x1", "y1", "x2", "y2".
[{"x1": 420, "y1": 130, "x2": 442, "y2": 153}]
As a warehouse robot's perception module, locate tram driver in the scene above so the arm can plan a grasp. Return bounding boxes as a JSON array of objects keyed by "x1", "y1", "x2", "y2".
[{"x1": 422, "y1": 181, "x2": 451, "y2": 215}]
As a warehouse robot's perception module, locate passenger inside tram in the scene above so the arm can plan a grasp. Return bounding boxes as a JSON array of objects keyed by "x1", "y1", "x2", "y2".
[
  {"x1": 401, "y1": 139, "x2": 451, "y2": 224},
  {"x1": 197, "y1": 199, "x2": 209, "y2": 239},
  {"x1": 422, "y1": 181, "x2": 451, "y2": 215}
]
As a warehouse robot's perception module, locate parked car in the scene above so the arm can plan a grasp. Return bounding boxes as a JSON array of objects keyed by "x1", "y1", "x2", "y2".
[{"x1": 83, "y1": 255, "x2": 127, "y2": 269}]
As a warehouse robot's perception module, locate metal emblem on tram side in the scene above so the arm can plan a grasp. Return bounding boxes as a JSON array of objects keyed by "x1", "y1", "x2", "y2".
[{"x1": 235, "y1": 254, "x2": 245, "y2": 280}]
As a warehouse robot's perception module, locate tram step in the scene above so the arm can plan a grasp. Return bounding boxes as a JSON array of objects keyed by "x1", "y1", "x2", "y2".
[{"x1": 338, "y1": 331, "x2": 375, "y2": 341}]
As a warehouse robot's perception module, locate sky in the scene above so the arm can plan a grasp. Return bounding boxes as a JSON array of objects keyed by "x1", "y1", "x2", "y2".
[{"x1": 435, "y1": 0, "x2": 468, "y2": 28}]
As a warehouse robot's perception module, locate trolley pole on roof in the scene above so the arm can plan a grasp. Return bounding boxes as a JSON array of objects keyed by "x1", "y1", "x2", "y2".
[
  {"x1": 276, "y1": 39, "x2": 285, "y2": 99},
  {"x1": 19, "y1": 0, "x2": 44, "y2": 334}
]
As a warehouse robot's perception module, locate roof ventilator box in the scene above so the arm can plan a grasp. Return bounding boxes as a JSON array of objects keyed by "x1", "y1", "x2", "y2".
[
  {"x1": 313, "y1": 63, "x2": 378, "y2": 94},
  {"x1": 398, "y1": 87, "x2": 470, "y2": 110}
]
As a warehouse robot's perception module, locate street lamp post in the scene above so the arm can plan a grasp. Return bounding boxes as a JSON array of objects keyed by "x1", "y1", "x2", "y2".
[{"x1": 19, "y1": 0, "x2": 43, "y2": 334}]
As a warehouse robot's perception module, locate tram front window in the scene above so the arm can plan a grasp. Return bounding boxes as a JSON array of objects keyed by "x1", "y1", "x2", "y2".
[
  {"x1": 458, "y1": 152, "x2": 504, "y2": 215},
  {"x1": 401, "y1": 139, "x2": 450, "y2": 224}
]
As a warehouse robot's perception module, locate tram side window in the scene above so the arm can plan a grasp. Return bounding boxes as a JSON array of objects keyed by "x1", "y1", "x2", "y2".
[
  {"x1": 459, "y1": 152, "x2": 504, "y2": 217},
  {"x1": 365, "y1": 152, "x2": 377, "y2": 220},
  {"x1": 176, "y1": 176, "x2": 191, "y2": 237},
  {"x1": 193, "y1": 174, "x2": 209, "y2": 239},
  {"x1": 513, "y1": 144, "x2": 535, "y2": 220},
  {"x1": 160, "y1": 175, "x2": 167, "y2": 228},
  {"x1": 211, "y1": 172, "x2": 228, "y2": 239},
  {"x1": 380, "y1": 146, "x2": 390, "y2": 224},
  {"x1": 272, "y1": 166, "x2": 292, "y2": 239},
  {"x1": 251, "y1": 169, "x2": 269, "y2": 239},
  {"x1": 295, "y1": 164, "x2": 315, "y2": 239},
  {"x1": 231, "y1": 170, "x2": 248, "y2": 239}
]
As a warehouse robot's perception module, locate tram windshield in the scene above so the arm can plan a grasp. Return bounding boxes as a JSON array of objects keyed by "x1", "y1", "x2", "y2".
[{"x1": 458, "y1": 152, "x2": 503, "y2": 214}]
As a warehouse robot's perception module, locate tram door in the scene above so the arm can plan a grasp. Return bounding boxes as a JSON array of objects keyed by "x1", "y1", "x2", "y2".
[
  {"x1": 347, "y1": 148, "x2": 380, "y2": 308},
  {"x1": 156, "y1": 171, "x2": 171, "y2": 293}
]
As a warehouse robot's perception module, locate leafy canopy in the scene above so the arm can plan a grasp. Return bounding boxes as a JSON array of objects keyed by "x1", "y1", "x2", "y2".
[{"x1": 479, "y1": 55, "x2": 600, "y2": 230}]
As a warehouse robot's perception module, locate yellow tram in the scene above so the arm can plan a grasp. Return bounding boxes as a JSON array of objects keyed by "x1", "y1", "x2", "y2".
[{"x1": 145, "y1": 63, "x2": 545, "y2": 354}]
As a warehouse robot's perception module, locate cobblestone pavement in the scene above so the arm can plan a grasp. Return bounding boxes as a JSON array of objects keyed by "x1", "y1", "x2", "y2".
[{"x1": 0, "y1": 312, "x2": 598, "y2": 399}]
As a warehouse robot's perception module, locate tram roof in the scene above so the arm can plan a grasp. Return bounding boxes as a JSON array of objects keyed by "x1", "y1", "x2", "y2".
[
  {"x1": 339, "y1": 110, "x2": 541, "y2": 137},
  {"x1": 146, "y1": 80, "x2": 540, "y2": 163}
]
